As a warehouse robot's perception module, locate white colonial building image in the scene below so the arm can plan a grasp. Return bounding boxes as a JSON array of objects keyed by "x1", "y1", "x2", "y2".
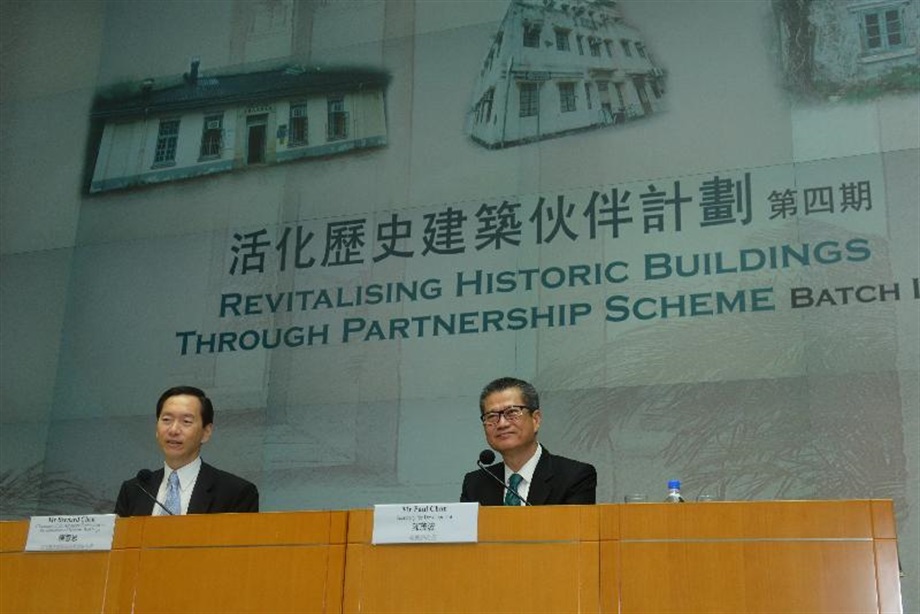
[
  {"x1": 89, "y1": 62, "x2": 390, "y2": 194},
  {"x1": 467, "y1": 0, "x2": 666, "y2": 149}
]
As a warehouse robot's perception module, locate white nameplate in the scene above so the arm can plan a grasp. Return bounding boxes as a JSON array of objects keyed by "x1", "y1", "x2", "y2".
[
  {"x1": 25, "y1": 514, "x2": 117, "y2": 552},
  {"x1": 372, "y1": 502, "x2": 478, "y2": 545}
]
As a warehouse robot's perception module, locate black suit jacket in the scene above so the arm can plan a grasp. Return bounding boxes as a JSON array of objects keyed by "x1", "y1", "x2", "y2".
[
  {"x1": 460, "y1": 447, "x2": 597, "y2": 505},
  {"x1": 114, "y1": 461, "x2": 259, "y2": 516}
]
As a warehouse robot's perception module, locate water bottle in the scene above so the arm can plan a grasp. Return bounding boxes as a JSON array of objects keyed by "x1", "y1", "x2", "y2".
[{"x1": 664, "y1": 479, "x2": 685, "y2": 503}]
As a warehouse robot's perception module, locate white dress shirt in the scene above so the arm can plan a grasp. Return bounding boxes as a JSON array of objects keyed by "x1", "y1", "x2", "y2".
[
  {"x1": 503, "y1": 444, "x2": 543, "y2": 505},
  {"x1": 153, "y1": 456, "x2": 203, "y2": 515}
]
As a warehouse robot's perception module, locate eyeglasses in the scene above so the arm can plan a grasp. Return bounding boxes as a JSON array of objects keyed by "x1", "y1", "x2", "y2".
[{"x1": 480, "y1": 405, "x2": 535, "y2": 426}]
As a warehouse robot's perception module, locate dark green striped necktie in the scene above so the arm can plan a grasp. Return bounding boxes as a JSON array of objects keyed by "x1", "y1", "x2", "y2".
[{"x1": 504, "y1": 473, "x2": 523, "y2": 506}]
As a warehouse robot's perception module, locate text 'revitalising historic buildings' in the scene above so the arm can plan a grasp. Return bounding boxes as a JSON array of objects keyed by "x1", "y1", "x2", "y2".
[
  {"x1": 467, "y1": 0, "x2": 666, "y2": 149},
  {"x1": 88, "y1": 61, "x2": 390, "y2": 194}
]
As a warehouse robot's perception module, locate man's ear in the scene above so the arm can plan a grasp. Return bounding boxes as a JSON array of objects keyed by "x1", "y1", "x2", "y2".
[
  {"x1": 532, "y1": 409, "x2": 542, "y2": 433},
  {"x1": 202, "y1": 423, "x2": 214, "y2": 444}
]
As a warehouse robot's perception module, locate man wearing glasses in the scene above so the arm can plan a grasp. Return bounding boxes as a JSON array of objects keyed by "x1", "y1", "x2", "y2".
[{"x1": 461, "y1": 377, "x2": 597, "y2": 505}]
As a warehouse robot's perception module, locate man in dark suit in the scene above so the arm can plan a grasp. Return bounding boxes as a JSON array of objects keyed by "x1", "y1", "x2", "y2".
[
  {"x1": 114, "y1": 386, "x2": 259, "y2": 516},
  {"x1": 461, "y1": 377, "x2": 596, "y2": 506}
]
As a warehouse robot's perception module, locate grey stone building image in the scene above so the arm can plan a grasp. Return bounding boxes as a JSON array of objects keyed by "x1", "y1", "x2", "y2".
[
  {"x1": 773, "y1": 0, "x2": 919, "y2": 99},
  {"x1": 466, "y1": 0, "x2": 666, "y2": 149}
]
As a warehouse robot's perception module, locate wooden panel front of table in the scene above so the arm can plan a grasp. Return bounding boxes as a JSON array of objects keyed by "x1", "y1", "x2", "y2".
[
  {"x1": 0, "y1": 511, "x2": 347, "y2": 614},
  {"x1": 0, "y1": 520, "x2": 115, "y2": 613},
  {"x1": 599, "y1": 500, "x2": 901, "y2": 614},
  {"x1": 343, "y1": 505, "x2": 601, "y2": 614}
]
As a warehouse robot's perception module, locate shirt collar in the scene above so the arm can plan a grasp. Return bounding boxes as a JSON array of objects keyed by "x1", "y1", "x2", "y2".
[
  {"x1": 164, "y1": 455, "x2": 202, "y2": 492},
  {"x1": 505, "y1": 443, "x2": 542, "y2": 485}
]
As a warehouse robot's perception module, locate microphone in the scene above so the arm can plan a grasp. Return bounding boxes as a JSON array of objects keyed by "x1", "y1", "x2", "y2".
[
  {"x1": 134, "y1": 469, "x2": 175, "y2": 515},
  {"x1": 476, "y1": 449, "x2": 531, "y2": 506}
]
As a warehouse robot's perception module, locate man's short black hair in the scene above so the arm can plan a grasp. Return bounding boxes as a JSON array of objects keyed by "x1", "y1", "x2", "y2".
[
  {"x1": 156, "y1": 385, "x2": 214, "y2": 426},
  {"x1": 479, "y1": 377, "x2": 540, "y2": 413}
]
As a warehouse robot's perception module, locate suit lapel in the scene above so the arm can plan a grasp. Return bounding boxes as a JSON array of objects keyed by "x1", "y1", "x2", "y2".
[
  {"x1": 527, "y1": 449, "x2": 553, "y2": 505},
  {"x1": 143, "y1": 469, "x2": 165, "y2": 515},
  {"x1": 484, "y1": 463, "x2": 505, "y2": 505},
  {"x1": 187, "y1": 462, "x2": 214, "y2": 514}
]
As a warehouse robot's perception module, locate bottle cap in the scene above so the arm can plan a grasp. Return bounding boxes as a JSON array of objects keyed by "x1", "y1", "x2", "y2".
[{"x1": 667, "y1": 480, "x2": 681, "y2": 489}]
